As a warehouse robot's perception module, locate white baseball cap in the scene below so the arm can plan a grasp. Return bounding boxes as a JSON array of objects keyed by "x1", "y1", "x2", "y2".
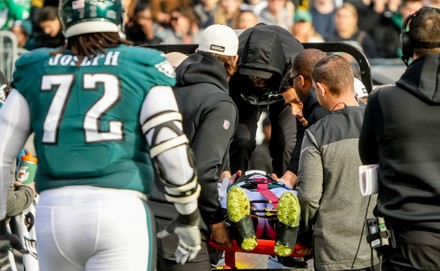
[
  {"x1": 197, "y1": 24, "x2": 239, "y2": 56},
  {"x1": 354, "y1": 78, "x2": 368, "y2": 99}
]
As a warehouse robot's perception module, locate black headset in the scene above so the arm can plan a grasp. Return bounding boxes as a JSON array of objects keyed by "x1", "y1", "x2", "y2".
[
  {"x1": 400, "y1": 7, "x2": 440, "y2": 66},
  {"x1": 400, "y1": 12, "x2": 417, "y2": 66}
]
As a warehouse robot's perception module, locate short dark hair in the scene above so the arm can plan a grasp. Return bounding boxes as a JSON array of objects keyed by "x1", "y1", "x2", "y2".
[
  {"x1": 38, "y1": 6, "x2": 59, "y2": 22},
  {"x1": 312, "y1": 55, "x2": 354, "y2": 97},
  {"x1": 410, "y1": 7, "x2": 440, "y2": 55},
  {"x1": 292, "y1": 48, "x2": 327, "y2": 79}
]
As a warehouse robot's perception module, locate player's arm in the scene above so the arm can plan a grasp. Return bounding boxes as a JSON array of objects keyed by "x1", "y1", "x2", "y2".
[
  {"x1": 0, "y1": 89, "x2": 30, "y2": 254},
  {"x1": 139, "y1": 85, "x2": 201, "y2": 264},
  {"x1": 0, "y1": 89, "x2": 31, "y2": 220},
  {"x1": 140, "y1": 86, "x2": 200, "y2": 212}
]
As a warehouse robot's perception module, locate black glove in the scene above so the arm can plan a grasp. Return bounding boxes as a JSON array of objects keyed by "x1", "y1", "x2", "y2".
[
  {"x1": 157, "y1": 210, "x2": 201, "y2": 264},
  {"x1": 0, "y1": 219, "x2": 27, "y2": 254}
]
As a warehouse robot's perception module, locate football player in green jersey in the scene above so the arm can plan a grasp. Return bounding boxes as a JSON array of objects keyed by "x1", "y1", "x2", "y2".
[{"x1": 0, "y1": 0, "x2": 202, "y2": 270}]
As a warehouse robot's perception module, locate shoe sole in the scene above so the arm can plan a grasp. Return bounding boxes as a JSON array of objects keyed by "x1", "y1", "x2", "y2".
[
  {"x1": 227, "y1": 186, "x2": 250, "y2": 222},
  {"x1": 274, "y1": 192, "x2": 301, "y2": 257},
  {"x1": 227, "y1": 186, "x2": 258, "y2": 251},
  {"x1": 277, "y1": 192, "x2": 300, "y2": 227}
]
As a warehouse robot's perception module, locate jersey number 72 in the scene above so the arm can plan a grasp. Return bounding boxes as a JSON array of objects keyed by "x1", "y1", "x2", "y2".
[{"x1": 41, "y1": 74, "x2": 124, "y2": 144}]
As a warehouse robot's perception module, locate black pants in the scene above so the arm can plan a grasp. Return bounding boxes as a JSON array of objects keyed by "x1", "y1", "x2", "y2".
[
  {"x1": 155, "y1": 215, "x2": 212, "y2": 271},
  {"x1": 229, "y1": 93, "x2": 297, "y2": 176},
  {"x1": 381, "y1": 226, "x2": 440, "y2": 271}
]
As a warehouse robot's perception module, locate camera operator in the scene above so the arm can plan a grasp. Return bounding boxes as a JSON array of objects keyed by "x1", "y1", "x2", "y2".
[{"x1": 359, "y1": 6, "x2": 440, "y2": 270}]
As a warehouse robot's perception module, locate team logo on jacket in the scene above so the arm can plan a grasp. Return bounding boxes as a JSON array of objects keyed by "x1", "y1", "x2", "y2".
[{"x1": 223, "y1": 120, "x2": 230, "y2": 130}]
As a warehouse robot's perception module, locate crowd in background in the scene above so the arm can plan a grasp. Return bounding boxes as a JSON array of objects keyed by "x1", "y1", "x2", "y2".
[{"x1": 1, "y1": 0, "x2": 439, "y2": 59}]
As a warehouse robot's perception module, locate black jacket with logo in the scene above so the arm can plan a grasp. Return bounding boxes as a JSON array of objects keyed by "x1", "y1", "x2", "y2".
[
  {"x1": 359, "y1": 54, "x2": 440, "y2": 231},
  {"x1": 150, "y1": 51, "x2": 238, "y2": 227}
]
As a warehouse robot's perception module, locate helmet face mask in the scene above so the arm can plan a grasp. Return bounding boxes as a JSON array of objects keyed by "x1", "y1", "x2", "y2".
[{"x1": 59, "y1": 0, "x2": 124, "y2": 38}]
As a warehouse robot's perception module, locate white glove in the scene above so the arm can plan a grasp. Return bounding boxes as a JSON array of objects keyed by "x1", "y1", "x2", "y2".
[{"x1": 157, "y1": 212, "x2": 202, "y2": 265}]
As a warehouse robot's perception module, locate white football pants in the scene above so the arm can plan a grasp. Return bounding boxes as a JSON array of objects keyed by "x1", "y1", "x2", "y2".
[{"x1": 36, "y1": 186, "x2": 154, "y2": 271}]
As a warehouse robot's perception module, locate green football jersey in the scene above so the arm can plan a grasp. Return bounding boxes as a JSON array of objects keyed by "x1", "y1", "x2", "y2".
[{"x1": 12, "y1": 45, "x2": 176, "y2": 194}]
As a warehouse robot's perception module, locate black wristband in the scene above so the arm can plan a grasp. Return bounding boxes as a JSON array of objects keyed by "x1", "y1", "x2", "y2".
[{"x1": 177, "y1": 209, "x2": 200, "y2": 226}]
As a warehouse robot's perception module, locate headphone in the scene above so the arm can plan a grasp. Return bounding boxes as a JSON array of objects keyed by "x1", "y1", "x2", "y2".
[{"x1": 400, "y1": 7, "x2": 440, "y2": 66}]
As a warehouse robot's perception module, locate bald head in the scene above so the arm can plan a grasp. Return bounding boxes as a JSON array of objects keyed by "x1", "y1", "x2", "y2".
[{"x1": 166, "y1": 52, "x2": 188, "y2": 69}]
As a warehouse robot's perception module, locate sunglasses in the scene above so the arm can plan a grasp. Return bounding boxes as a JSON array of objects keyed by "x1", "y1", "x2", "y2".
[
  {"x1": 288, "y1": 74, "x2": 300, "y2": 87},
  {"x1": 288, "y1": 74, "x2": 311, "y2": 87}
]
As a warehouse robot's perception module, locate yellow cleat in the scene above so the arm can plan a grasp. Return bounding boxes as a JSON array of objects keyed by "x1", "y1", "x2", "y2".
[
  {"x1": 227, "y1": 186, "x2": 258, "y2": 251},
  {"x1": 274, "y1": 192, "x2": 301, "y2": 257}
]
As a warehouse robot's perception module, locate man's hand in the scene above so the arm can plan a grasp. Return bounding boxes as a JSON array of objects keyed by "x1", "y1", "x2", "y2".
[
  {"x1": 211, "y1": 221, "x2": 231, "y2": 249},
  {"x1": 272, "y1": 170, "x2": 298, "y2": 189},
  {"x1": 14, "y1": 181, "x2": 37, "y2": 198},
  {"x1": 230, "y1": 170, "x2": 243, "y2": 183},
  {"x1": 0, "y1": 219, "x2": 26, "y2": 254},
  {"x1": 157, "y1": 211, "x2": 202, "y2": 265}
]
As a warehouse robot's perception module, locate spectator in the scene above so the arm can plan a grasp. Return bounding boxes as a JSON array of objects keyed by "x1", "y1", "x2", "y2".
[
  {"x1": 240, "y1": 0, "x2": 266, "y2": 13},
  {"x1": 152, "y1": 24, "x2": 239, "y2": 271},
  {"x1": 150, "y1": 0, "x2": 191, "y2": 26},
  {"x1": 325, "y1": 2, "x2": 378, "y2": 59},
  {"x1": 278, "y1": 48, "x2": 329, "y2": 188},
  {"x1": 125, "y1": 2, "x2": 163, "y2": 45},
  {"x1": 256, "y1": 0, "x2": 295, "y2": 30},
  {"x1": 359, "y1": 7, "x2": 440, "y2": 270},
  {"x1": 0, "y1": 0, "x2": 203, "y2": 270},
  {"x1": 214, "y1": 0, "x2": 243, "y2": 27},
  {"x1": 345, "y1": 0, "x2": 383, "y2": 36},
  {"x1": 194, "y1": 0, "x2": 220, "y2": 29},
  {"x1": 11, "y1": 19, "x2": 36, "y2": 50},
  {"x1": 309, "y1": 0, "x2": 336, "y2": 38},
  {"x1": 122, "y1": 0, "x2": 137, "y2": 24},
  {"x1": 373, "y1": 0, "x2": 424, "y2": 58},
  {"x1": 297, "y1": 55, "x2": 379, "y2": 270},
  {"x1": 37, "y1": 5, "x2": 64, "y2": 48},
  {"x1": 291, "y1": 8, "x2": 324, "y2": 43},
  {"x1": 0, "y1": 0, "x2": 30, "y2": 30},
  {"x1": 156, "y1": 6, "x2": 200, "y2": 44},
  {"x1": 229, "y1": 23, "x2": 303, "y2": 178},
  {"x1": 235, "y1": 9, "x2": 260, "y2": 30}
]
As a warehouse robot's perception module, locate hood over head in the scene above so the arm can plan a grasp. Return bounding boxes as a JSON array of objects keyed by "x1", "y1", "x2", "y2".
[
  {"x1": 396, "y1": 54, "x2": 440, "y2": 104},
  {"x1": 237, "y1": 23, "x2": 304, "y2": 90},
  {"x1": 175, "y1": 51, "x2": 229, "y2": 92}
]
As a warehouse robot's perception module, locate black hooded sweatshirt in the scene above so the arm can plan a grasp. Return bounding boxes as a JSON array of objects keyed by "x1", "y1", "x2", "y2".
[
  {"x1": 359, "y1": 54, "x2": 440, "y2": 231},
  {"x1": 230, "y1": 23, "x2": 304, "y2": 104},
  {"x1": 150, "y1": 51, "x2": 238, "y2": 227}
]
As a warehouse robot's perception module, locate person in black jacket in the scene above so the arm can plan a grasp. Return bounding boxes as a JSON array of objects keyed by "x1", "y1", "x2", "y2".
[
  {"x1": 229, "y1": 23, "x2": 304, "y2": 177},
  {"x1": 359, "y1": 7, "x2": 440, "y2": 270},
  {"x1": 150, "y1": 24, "x2": 239, "y2": 271},
  {"x1": 277, "y1": 48, "x2": 329, "y2": 188}
]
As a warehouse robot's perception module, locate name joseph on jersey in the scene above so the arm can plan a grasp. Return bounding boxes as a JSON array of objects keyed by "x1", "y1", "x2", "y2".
[{"x1": 48, "y1": 51, "x2": 120, "y2": 67}]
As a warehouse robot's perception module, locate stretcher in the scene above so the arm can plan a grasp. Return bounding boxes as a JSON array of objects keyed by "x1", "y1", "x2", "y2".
[
  {"x1": 211, "y1": 171, "x2": 311, "y2": 269},
  {"x1": 209, "y1": 238, "x2": 309, "y2": 268}
]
